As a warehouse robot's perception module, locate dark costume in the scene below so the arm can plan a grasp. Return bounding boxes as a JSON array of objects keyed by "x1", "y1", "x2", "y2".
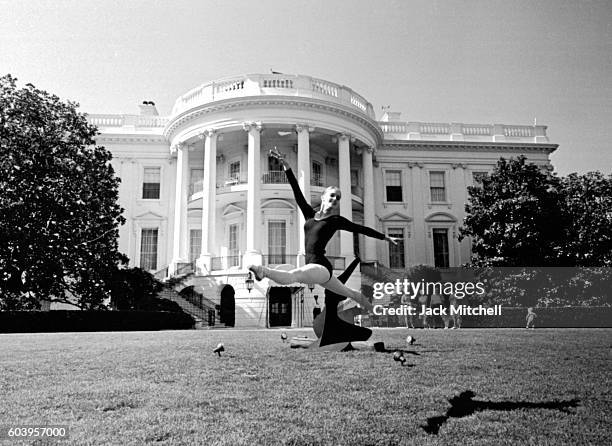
[
  {"x1": 312, "y1": 257, "x2": 373, "y2": 346},
  {"x1": 285, "y1": 168, "x2": 385, "y2": 276}
]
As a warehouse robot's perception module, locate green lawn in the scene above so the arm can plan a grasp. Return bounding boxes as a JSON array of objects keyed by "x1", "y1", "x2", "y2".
[{"x1": 0, "y1": 328, "x2": 610, "y2": 445}]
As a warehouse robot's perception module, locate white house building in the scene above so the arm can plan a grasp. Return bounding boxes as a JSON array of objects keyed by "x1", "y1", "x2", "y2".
[{"x1": 88, "y1": 73, "x2": 557, "y2": 328}]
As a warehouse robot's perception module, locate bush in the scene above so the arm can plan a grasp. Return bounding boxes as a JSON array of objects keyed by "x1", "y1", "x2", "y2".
[{"x1": 0, "y1": 310, "x2": 195, "y2": 333}]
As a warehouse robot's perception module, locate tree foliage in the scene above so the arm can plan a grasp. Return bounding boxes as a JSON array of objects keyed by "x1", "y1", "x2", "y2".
[
  {"x1": 461, "y1": 156, "x2": 566, "y2": 267},
  {"x1": 559, "y1": 172, "x2": 612, "y2": 267},
  {"x1": 461, "y1": 156, "x2": 612, "y2": 307},
  {"x1": 0, "y1": 75, "x2": 126, "y2": 310},
  {"x1": 109, "y1": 267, "x2": 170, "y2": 311}
]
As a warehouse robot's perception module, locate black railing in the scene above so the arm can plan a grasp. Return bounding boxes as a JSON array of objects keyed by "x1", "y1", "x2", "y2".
[
  {"x1": 153, "y1": 266, "x2": 169, "y2": 280},
  {"x1": 178, "y1": 287, "x2": 218, "y2": 327},
  {"x1": 176, "y1": 262, "x2": 195, "y2": 275}
]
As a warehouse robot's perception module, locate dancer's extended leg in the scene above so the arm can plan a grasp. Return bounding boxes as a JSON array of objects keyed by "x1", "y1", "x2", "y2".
[
  {"x1": 322, "y1": 275, "x2": 373, "y2": 311},
  {"x1": 251, "y1": 263, "x2": 331, "y2": 285}
]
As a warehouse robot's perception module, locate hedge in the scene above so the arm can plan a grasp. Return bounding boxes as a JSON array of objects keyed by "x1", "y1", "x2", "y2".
[
  {"x1": 0, "y1": 310, "x2": 195, "y2": 333},
  {"x1": 363, "y1": 306, "x2": 612, "y2": 329}
]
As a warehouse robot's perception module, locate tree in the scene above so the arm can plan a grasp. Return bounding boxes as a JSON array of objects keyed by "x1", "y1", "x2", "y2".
[
  {"x1": 109, "y1": 267, "x2": 166, "y2": 311},
  {"x1": 0, "y1": 75, "x2": 126, "y2": 310},
  {"x1": 461, "y1": 157, "x2": 612, "y2": 307},
  {"x1": 559, "y1": 172, "x2": 612, "y2": 267},
  {"x1": 460, "y1": 156, "x2": 566, "y2": 267}
]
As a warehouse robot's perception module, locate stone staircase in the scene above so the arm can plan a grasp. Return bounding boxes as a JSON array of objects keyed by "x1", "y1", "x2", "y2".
[{"x1": 158, "y1": 287, "x2": 218, "y2": 329}]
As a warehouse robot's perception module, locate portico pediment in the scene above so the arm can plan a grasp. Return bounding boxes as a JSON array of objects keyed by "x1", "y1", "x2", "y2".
[{"x1": 381, "y1": 211, "x2": 413, "y2": 222}]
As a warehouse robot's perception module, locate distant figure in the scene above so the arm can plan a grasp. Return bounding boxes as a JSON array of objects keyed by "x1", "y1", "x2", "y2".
[
  {"x1": 418, "y1": 292, "x2": 430, "y2": 329},
  {"x1": 450, "y1": 294, "x2": 462, "y2": 329},
  {"x1": 430, "y1": 291, "x2": 444, "y2": 329},
  {"x1": 400, "y1": 294, "x2": 415, "y2": 328},
  {"x1": 526, "y1": 307, "x2": 537, "y2": 329}
]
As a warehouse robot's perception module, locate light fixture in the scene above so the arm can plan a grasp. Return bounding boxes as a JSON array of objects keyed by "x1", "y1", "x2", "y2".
[{"x1": 245, "y1": 272, "x2": 254, "y2": 293}]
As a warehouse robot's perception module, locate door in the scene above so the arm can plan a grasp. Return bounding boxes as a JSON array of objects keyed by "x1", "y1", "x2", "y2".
[{"x1": 268, "y1": 287, "x2": 292, "y2": 327}]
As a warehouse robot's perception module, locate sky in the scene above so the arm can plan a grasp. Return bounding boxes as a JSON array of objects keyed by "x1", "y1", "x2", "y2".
[{"x1": 1, "y1": 0, "x2": 610, "y2": 175}]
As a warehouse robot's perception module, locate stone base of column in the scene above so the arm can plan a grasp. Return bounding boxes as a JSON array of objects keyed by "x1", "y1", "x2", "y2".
[
  {"x1": 296, "y1": 253, "x2": 306, "y2": 267},
  {"x1": 196, "y1": 254, "x2": 213, "y2": 275},
  {"x1": 243, "y1": 250, "x2": 263, "y2": 268}
]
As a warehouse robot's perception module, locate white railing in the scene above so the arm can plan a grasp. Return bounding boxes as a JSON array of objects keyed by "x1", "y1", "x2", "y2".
[
  {"x1": 380, "y1": 121, "x2": 548, "y2": 143},
  {"x1": 170, "y1": 73, "x2": 375, "y2": 118},
  {"x1": 462, "y1": 124, "x2": 492, "y2": 136},
  {"x1": 87, "y1": 114, "x2": 169, "y2": 128},
  {"x1": 504, "y1": 126, "x2": 534, "y2": 137},
  {"x1": 420, "y1": 123, "x2": 450, "y2": 135}
]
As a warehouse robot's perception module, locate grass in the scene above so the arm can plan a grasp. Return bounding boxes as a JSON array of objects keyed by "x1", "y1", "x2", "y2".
[{"x1": 0, "y1": 328, "x2": 610, "y2": 445}]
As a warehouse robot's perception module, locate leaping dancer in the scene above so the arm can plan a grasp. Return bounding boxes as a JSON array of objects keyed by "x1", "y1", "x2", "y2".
[{"x1": 248, "y1": 148, "x2": 399, "y2": 311}]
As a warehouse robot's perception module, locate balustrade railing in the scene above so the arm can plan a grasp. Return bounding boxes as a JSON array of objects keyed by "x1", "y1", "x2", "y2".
[
  {"x1": 263, "y1": 253, "x2": 296, "y2": 266},
  {"x1": 327, "y1": 256, "x2": 346, "y2": 270},
  {"x1": 380, "y1": 121, "x2": 548, "y2": 142},
  {"x1": 87, "y1": 114, "x2": 169, "y2": 128},
  {"x1": 171, "y1": 74, "x2": 375, "y2": 118},
  {"x1": 211, "y1": 255, "x2": 242, "y2": 271},
  {"x1": 262, "y1": 171, "x2": 289, "y2": 184}
]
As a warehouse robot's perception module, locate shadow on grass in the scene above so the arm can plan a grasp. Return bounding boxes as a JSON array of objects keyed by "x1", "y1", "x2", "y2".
[{"x1": 422, "y1": 390, "x2": 580, "y2": 435}]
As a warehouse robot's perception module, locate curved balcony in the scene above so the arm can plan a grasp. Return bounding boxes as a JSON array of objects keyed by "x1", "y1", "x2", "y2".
[{"x1": 170, "y1": 73, "x2": 376, "y2": 119}]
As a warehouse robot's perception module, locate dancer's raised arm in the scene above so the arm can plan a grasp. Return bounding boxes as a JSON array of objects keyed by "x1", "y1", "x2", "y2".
[
  {"x1": 270, "y1": 148, "x2": 315, "y2": 219},
  {"x1": 337, "y1": 217, "x2": 400, "y2": 245}
]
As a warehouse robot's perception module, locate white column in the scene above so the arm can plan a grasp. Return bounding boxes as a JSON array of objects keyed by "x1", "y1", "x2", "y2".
[
  {"x1": 338, "y1": 134, "x2": 353, "y2": 260},
  {"x1": 170, "y1": 142, "x2": 189, "y2": 273},
  {"x1": 296, "y1": 124, "x2": 313, "y2": 266},
  {"x1": 362, "y1": 146, "x2": 376, "y2": 261},
  {"x1": 243, "y1": 122, "x2": 263, "y2": 267},
  {"x1": 197, "y1": 129, "x2": 217, "y2": 274}
]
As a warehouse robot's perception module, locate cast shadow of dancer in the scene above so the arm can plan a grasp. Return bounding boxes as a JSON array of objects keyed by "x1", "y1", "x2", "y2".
[{"x1": 422, "y1": 390, "x2": 580, "y2": 435}]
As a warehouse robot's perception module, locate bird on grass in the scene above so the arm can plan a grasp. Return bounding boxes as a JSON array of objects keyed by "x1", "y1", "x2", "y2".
[
  {"x1": 281, "y1": 332, "x2": 288, "y2": 343},
  {"x1": 213, "y1": 343, "x2": 224, "y2": 357}
]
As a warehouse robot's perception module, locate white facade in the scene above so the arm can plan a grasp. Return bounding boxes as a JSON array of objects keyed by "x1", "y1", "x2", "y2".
[{"x1": 89, "y1": 73, "x2": 557, "y2": 328}]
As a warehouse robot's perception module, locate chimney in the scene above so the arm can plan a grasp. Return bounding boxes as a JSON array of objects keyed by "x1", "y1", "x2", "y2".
[{"x1": 139, "y1": 101, "x2": 159, "y2": 116}]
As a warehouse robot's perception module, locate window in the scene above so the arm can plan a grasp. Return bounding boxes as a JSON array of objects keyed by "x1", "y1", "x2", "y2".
[
  {"x1": 430, "y1": 171, "x2": 446, "y2": 202},
  {"x1": 189, "y1": 229, "x2": 202, "y2": 263},
  {"x1": 432, "y1": 228, "x2": 449, "y2": 267},
  {"x1": 353, "y1": 232, "x2": 360, "y2": 258},
  {"x1": 142, "y1": 167, "x2": 160, "y2": 199},
  {"x1": 228, "y1": 161, "x2": 240, "y2": 183},
  {"x1": 140, "y1": 229, "x2": 158, "y2": 270},
  {"x1": 228, "y1": 224, "x2": 239, "y2": 267},
  {"x1": 388, "y1": 228, "x2": 405, "y2": 269},
  {"x1": 351, "y1": 169, "x2": 359, "y2": 187},
  {"x1": 472, "y1": 171, "x2": 488, "y2": 187},
  {"x1": 190, "y1": 169, "x2": 204, "y2": 194},
  {"x1": 268, "y1": 220, "x2": 286, "y2": 264},
  {"x1": 312, "y1": 161, "x2": 323, "y2": 186},
  {"x1": 385, "y1": 170, "x2": 403, "y2": 202}
]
